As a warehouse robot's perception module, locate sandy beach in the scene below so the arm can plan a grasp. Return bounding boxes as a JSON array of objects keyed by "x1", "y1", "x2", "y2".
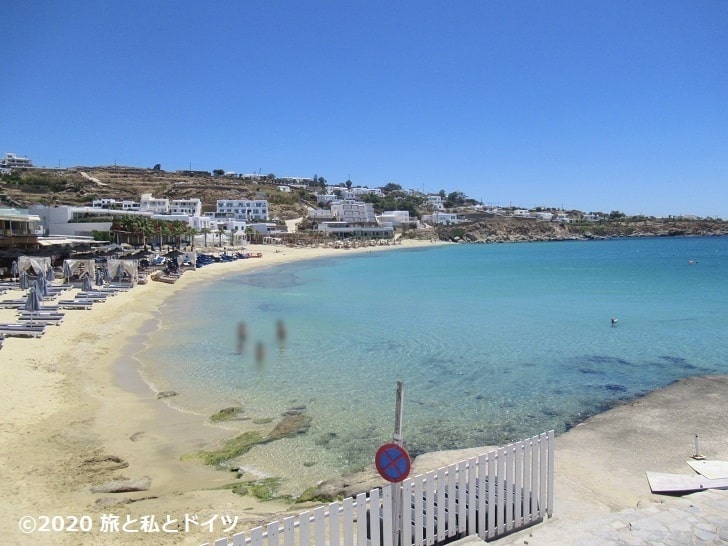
[{"x1": 2, "y1": 240, "x2": 727, "y2": 546}]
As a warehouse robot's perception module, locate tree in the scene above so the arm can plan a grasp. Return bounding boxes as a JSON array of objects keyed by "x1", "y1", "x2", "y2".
[
  {"x1": 138, "y1": 216, "x2": 153, "y2": 250},
  {"x1": 184, "y1": 225, "x2": 197, "y2": 249},
  {"x1": 200, "y1": 227, "x2": 211, "y2": 248},
  {"x1": 169, "y1": 220, "x2": 187, "y2": 249},
  {"x1": 445, "y1": 191, "x2": 467, "y2": 208},
  {"x1": 382, "y1": 183, "x2": 402, "y2": 193},
  {"x1": 152, "y1": 164, "x2": 161, "y2": 171},
  {"x1": 345, "y1": 179, "x2": 352, "y2": 190},
  {"x1": 213, "y1": 169, "x2": 225, "y2": 177}
]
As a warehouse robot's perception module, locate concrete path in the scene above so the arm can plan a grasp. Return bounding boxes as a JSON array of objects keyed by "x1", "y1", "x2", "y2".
[{"x1": 491, "y1": 488, "x2": 728, "y2": 545}]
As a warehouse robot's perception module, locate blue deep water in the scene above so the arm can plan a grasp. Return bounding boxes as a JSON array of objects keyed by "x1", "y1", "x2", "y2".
[{"x1": 138, "y1": 237, "x2": 728, "y2": 479}]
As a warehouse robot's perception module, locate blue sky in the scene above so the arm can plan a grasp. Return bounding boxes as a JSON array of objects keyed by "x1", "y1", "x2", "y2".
[{"x1": 3, "y1": 1, "x2": 727, "y2": 218}]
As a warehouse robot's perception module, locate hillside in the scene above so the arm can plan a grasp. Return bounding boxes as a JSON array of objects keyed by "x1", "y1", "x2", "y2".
[
  {"x1": 437, "y1": 213, "x2": 728, "y2": 243},
  {"x1": 0, "y1": 167, "x2": 310, "y2": 221},
  {"x1": 3, "y1": 167, "x2": 728, "y2": 243}
]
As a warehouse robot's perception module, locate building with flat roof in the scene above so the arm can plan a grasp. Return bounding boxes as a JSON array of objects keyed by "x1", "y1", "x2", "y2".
[
  {"x1": 0, "y1": 152, "x2": 33, "y2": 169},
  {"x1": 216, "y1": 199, "x2": 269, "y2": 221},
  {"x1": 0, "y1": 209, "x2": 43, "y2": 249}
]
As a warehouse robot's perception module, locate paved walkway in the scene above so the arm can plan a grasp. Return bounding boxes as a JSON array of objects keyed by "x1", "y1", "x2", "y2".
[{"x1": 491, "y1": 489, "x2": 728, "y2": 545}]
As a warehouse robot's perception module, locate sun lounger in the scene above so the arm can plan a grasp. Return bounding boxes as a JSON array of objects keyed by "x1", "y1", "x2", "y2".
[
  {"x1": 75, "y1": 292, "x2": 111, "y2": 299},
  {"x1": 58, "y1": 300, "x2": 94, "y2": 310},
  {"x1": 18, "y1": 311, "x2": 65, "y2": 319},
  {"x1": 2, "y1": 304, "x2": 61, "y2": 312},
  {"x1": 18, "y1": 316, "x2": 63, "y2": 325},
  {"x1": 105, "y1": 285, "x2": 131, "y2": 291},
  {"x1": 17, "y1": 310, "x2": 64, "y2": 318},
  {"x1": 0, "y1": 324, "x2": 45, "y2": 338},
  {"x1": 0, "y1": 299, "x2": 30, "y2": 308}
]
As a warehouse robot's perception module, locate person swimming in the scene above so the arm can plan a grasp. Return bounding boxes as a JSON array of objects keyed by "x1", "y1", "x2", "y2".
[{"x1": 611, "y1": 317, "x2": 618, "y2": 327}]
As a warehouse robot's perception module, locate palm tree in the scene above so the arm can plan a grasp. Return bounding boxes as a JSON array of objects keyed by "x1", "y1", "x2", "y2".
[
  {"x1": 170, "y1": 221, "x2": 187, "y2": 249},
  {"x1": 185, "y1": 225, "x2": 197, "y2": 249},
  {"x1": 217, "y1": 225, "x2": 227, "y2": 247},
  {"x1": 135, "y1": 216, "x2": 153, "y2": 250},
  {"x1": 200, "y1": 227, "x2": 211, "y2": 248}
]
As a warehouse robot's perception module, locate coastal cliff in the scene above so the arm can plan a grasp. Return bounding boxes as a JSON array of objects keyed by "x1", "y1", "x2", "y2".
[{"x1": 434, "y1": 215, "x2": 728, "y2": 243}]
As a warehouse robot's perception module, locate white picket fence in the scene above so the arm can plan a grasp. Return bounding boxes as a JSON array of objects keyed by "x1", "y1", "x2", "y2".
[{"x1": 202, "y1": 431, "x2": 554, "y2": 546}]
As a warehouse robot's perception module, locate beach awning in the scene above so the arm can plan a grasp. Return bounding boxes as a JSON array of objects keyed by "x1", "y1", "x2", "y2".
[
  {"x1": 62, "y1": 259, "x2": 97, "y2": 280},
  {"x1": 18, "y1": 256, "x2": 51, "y2": 275}
]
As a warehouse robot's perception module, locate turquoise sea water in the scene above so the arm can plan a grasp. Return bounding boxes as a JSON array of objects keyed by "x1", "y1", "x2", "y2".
[{"x1": 138, "y1": 237, "x2": 728, "y2": 486}]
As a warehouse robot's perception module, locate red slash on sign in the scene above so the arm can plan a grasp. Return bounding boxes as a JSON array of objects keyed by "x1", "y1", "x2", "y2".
[{"x1": 375, "y1": 443, "x2": 411, "y2": 483}]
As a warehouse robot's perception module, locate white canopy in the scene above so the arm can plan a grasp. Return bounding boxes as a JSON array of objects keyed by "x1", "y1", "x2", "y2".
[
  {"x1": 18, "y1": 256, "x2": 51, "y2": 275},
  {"x1": 63, "y1": 259, "x2": 96, "y2": 280},
  {"x1": 106, "y1": 258, "x2": 139, "y2": 285}
]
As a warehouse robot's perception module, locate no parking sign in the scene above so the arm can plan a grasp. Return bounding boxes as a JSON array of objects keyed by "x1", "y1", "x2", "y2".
[{"x1": 375, "y1": 443, "x2": 411, "y2": 483}]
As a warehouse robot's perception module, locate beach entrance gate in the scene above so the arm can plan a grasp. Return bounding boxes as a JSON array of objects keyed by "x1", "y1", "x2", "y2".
[{"x1": 201, "y1": 431, "x2": 554, "y2": 546}]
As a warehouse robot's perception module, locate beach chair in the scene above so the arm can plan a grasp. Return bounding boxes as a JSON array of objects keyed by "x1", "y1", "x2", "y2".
[
  {"x1": 0, "y1": 299, "x2": 29, "y2": 309},
  {"x1": 75, "y1": 292, "x2": 111, "y2": 300},
  {"x1": 58, "y1": 300, "x2": 94, "y2": 310},
  {"x1": 0, "y1": 324, "x2": 45, "y2": 338},
  {"x1": 18, "y1": 314, "x2": 64, "y2": 325}
]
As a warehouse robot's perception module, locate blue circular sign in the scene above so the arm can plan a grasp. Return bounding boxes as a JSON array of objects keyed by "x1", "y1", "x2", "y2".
[{"x1": 375, "y1": 443, "x2": 411, "y2": 482}]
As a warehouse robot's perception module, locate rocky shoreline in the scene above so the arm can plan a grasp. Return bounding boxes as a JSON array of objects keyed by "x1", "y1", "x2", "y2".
[{"x1": 435, "y1": 215, "x2": 728, "y2": 243}]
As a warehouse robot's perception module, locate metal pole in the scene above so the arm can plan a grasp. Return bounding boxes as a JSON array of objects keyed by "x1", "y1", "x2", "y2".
[
  {"x1": 392, "y1": 381, "x2": 404, "y2": 546},
  {"x1": 394, "y1": 381, "x2": 404, "y2": 446}
]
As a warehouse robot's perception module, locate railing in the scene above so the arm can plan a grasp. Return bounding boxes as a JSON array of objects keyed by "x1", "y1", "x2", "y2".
[{"x1": 202, "y1": 431, "x2": 554, "y2": 546}]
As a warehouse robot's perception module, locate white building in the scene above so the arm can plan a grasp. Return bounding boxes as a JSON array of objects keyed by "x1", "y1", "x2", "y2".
[
  {"x1": 376, "y1": 210, "x2": 411, "y2": 227},
  {"x1": 170, "y1": 198, "x2": 202, "y2": 217},
  {"x1": 341, "y1": 187, "x2": 383, "y2": 199},
  {"x1": 425, "y1": 195, "x2": 445, "y2": 210},
  {"x1": 331, "y1": 201, "x2": 376, "y2": 224},
  {"x1": 140, "y1": 193, "x2": 170, "y2": 214},
  {"x1": 422, "y1": 211, "x2": 458, "y2": 225},
  {"x1": 316, "y1": 193, "x2": 339, "y2": 205},
  {"x1": 216, "y1": 199, "x2": 269, "y2": 221},
  {"x1": 0, "y1": 152, "x2": 33, "y2": 169},
  {"x1": 317, "y1": 221, "x2": 393, "y2": 238},
  {"x1": 92, "y1": 198, "x2": 140, "y2": 211},
  {"x1": 308, "y1": 209, "x2": 335, "y2": 221},
  {"x1": 534, "y1": 212, "x2": 554, "y2": 221}
]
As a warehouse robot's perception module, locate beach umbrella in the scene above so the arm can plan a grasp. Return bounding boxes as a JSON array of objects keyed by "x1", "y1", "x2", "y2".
[
  {"x1": 19, "y1": 271, "x2": 29, "y2": 289},
  {"x1": 63, "y1": 261, "x2": 72, "y2": 283},
  {"x1": 46, "y1": 265, "x2": 55, "y2": 283},
  {"x1": 24, "y1": 286, "x2": 42, "y2": 322},
  {"x1": 103, "y1": 265, "x2": 112, "y2": 282},
  {"x1": 37, "y1": 273, "x2": 49, "y2": 297},
  {"x1": 95, "y1": 268, "x2": 104, "y2": 287},
  {"x1": 10, "y1": 260, "x2": 18, "y2": 279},
  {"x1": 82, "y1": 274, "x2": 92, "y2": 292}
]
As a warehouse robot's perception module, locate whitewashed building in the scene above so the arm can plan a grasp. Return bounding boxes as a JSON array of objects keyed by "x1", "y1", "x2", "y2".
[
  {"x1": 425, "y1": 195, "x2": 445, "y2": 210},
  {"x1": 140, "y1": 193, "x2": 170, "y2": 214},
  {"x1": 92, "y1": 198, "x2": 140, "y2": 211},
  {"x1": 422, "y1": 211, "x2": 458, "y2": 225},
  {"x1": 170, "y1": 198, "x2": 202, "y2": 217},
  {"x1": 331, "y1": 201, "x2": 376, "y2": 224},
  {"x1": 317, "y1": 221, "x2": 393, "y2": 238},
  {"x1": 376, "y1": 210, "x2": 411, "y2": 227},
  {"x1": 216, "y1": 199, "x2": 269, "y2": 221},
  {"x1": 0, "y1": 152, "x2": 33, "y2": 169}
]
